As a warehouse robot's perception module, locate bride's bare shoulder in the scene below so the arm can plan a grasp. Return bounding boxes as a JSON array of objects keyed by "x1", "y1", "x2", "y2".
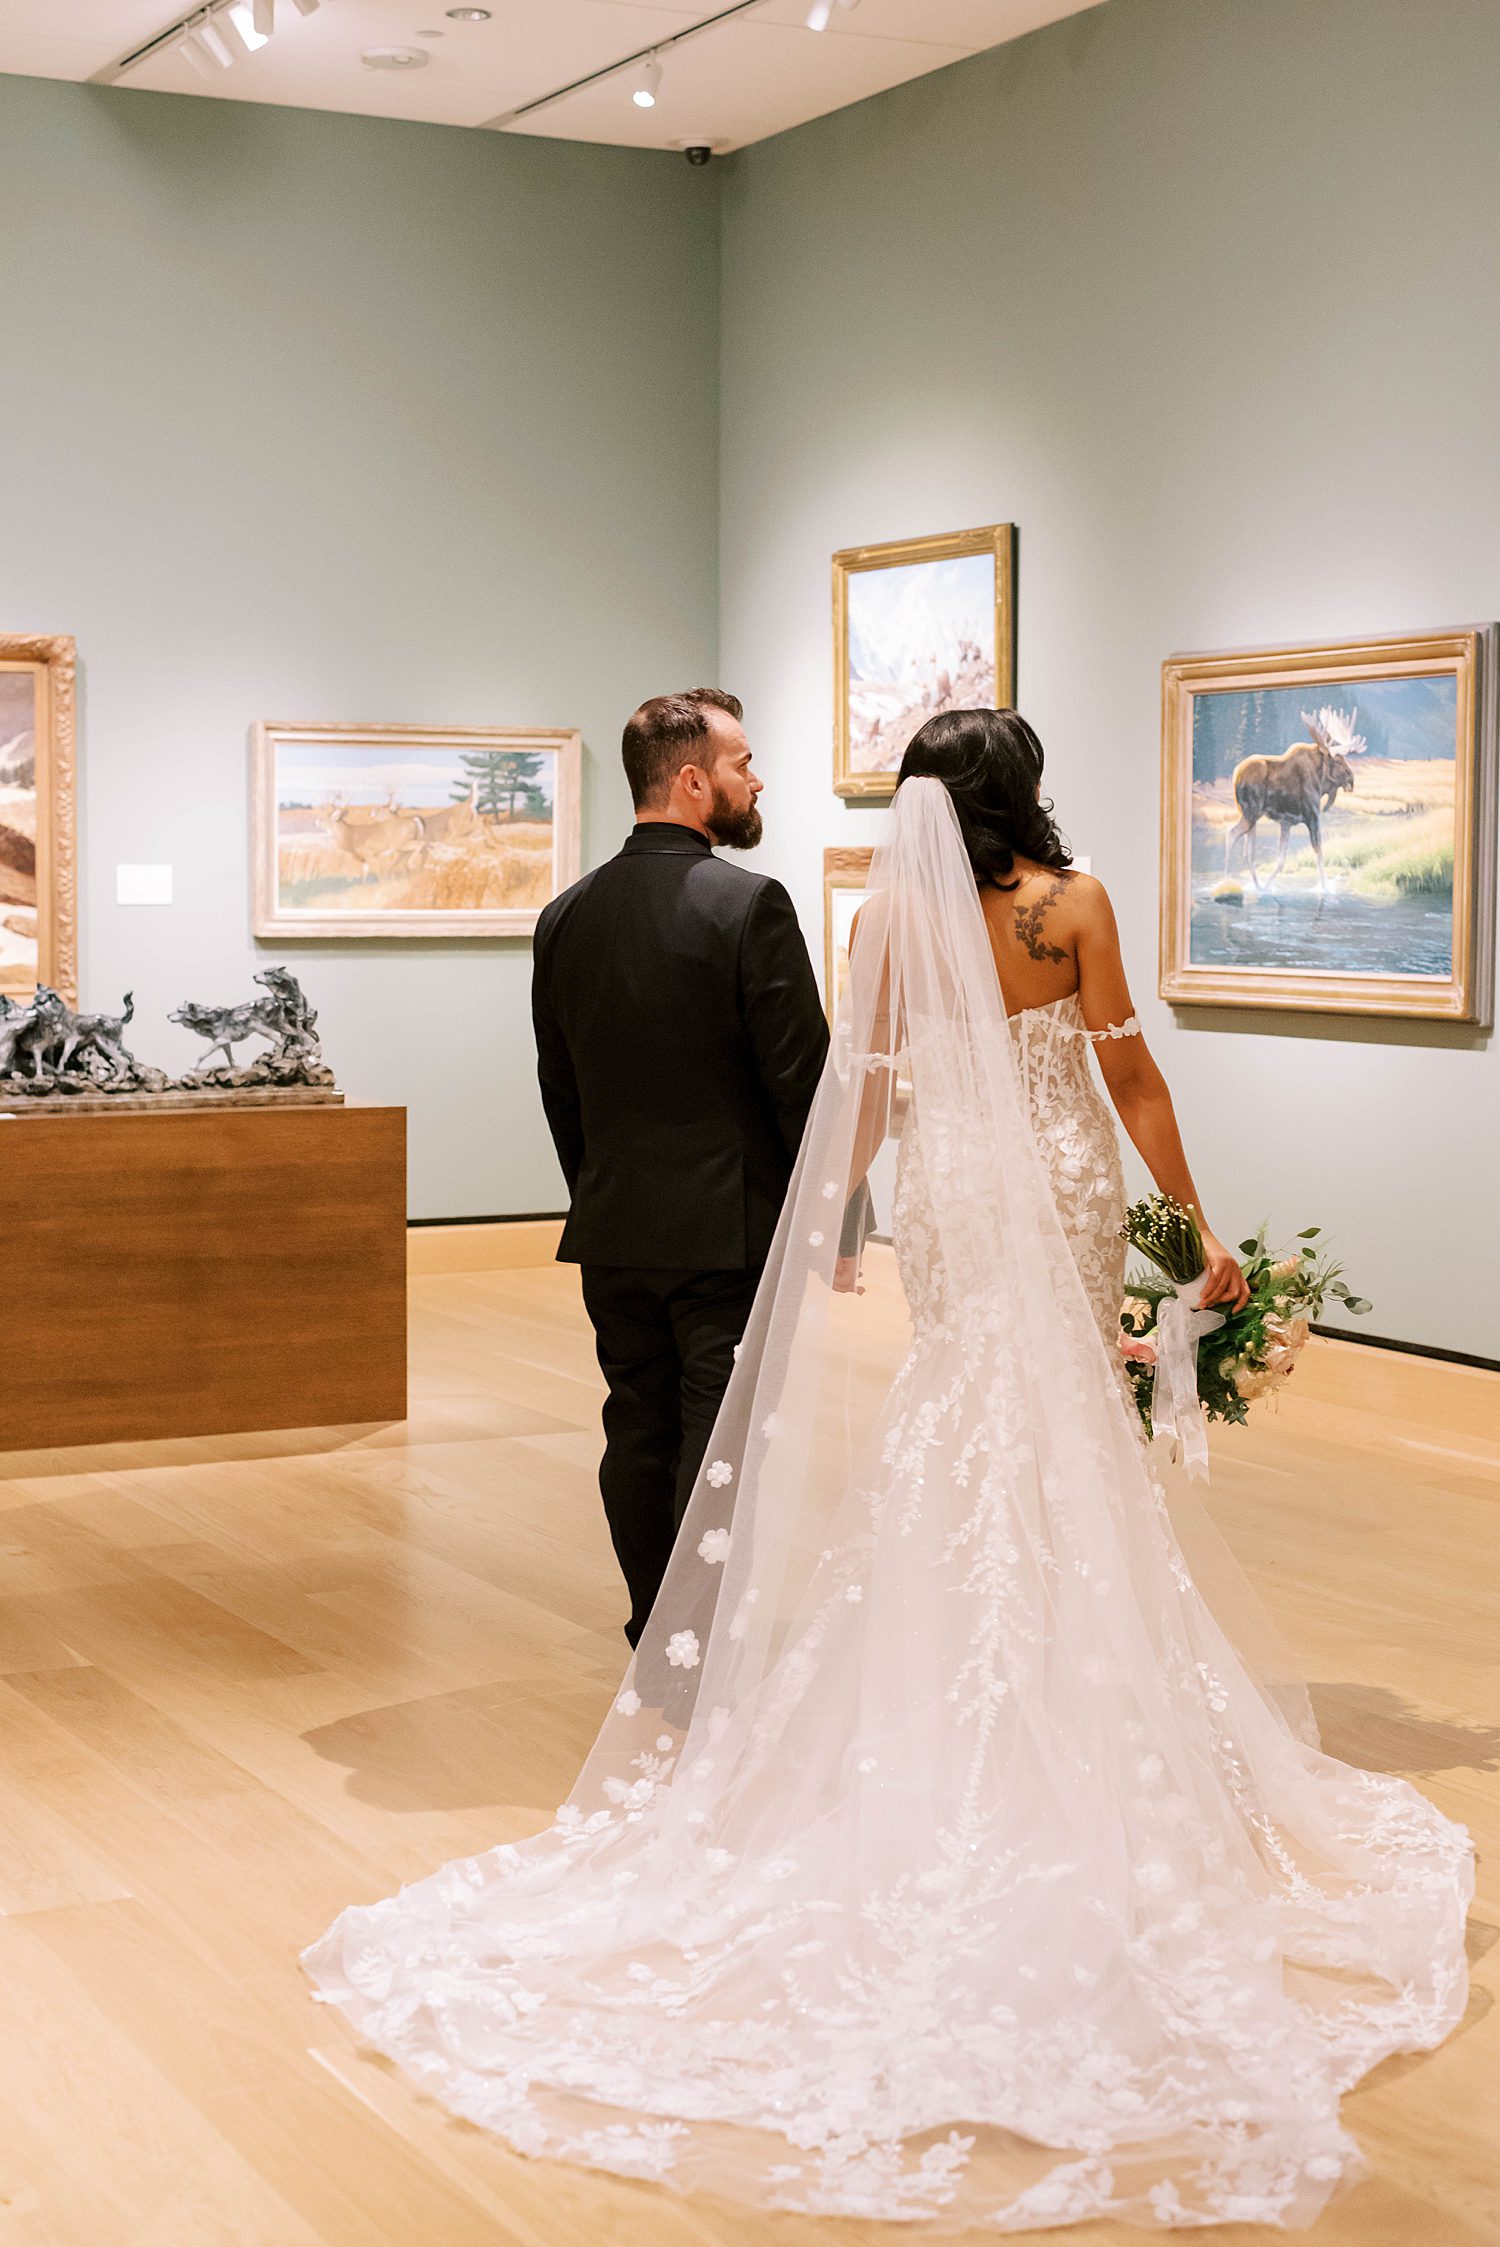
[
  {"x1": 1052, "y1": 869, "x2": 1127, "y2": 971},
  {"x1": 1004, "y1": 861, "x2": 1110, "y2": 922},
  {"x1": 1057, "y1": 866, "x2": 1111, "y2": 917}
]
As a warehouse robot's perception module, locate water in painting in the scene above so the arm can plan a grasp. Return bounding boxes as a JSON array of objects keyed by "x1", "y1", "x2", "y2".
[
  {"x1": 0, "y1": 669, "x2": 38, "y2": 993},
  {"x1": 847, "y1": 551, "x2": 996, "y2": 778},
  {"x1": 1189, "y1": 675, "x2": 1458, "y2": 980},
  {"x1": 275, "y1": 739, "x2": 556, "y2": 916}
]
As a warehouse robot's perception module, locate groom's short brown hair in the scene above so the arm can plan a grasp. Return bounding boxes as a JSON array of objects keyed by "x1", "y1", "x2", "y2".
[{"x1": 622, "y1": 688, "x2": 744, "y2": 809}]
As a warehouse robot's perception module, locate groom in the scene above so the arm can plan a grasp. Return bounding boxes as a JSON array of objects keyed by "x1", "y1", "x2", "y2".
[{"x1": 532, "y1": 689, "x2": 829, "y2": 1646}]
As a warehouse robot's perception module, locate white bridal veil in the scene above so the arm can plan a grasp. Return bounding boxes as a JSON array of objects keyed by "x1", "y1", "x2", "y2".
[{"x1": 306, "y1": 779, "x2": 1470, "y2": 2232}]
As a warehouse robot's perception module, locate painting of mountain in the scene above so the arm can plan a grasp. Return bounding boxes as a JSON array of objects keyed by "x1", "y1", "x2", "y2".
[
  {"x1": 0, "y1": 668, "x2": 39, "y2": 992},
  {"x1": 833, "y1": 526, "x2": 1015, "y2": 799}
]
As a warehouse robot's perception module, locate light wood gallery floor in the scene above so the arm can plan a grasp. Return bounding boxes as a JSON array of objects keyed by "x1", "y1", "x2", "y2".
[{"x1": 0, "y1": 1255, "x2": 1495, "y2": 2247}]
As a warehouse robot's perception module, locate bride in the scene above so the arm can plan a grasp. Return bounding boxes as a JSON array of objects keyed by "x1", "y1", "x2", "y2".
[{"x1": 305, "y1": 711, "x2": 1471, "y2": 2232}]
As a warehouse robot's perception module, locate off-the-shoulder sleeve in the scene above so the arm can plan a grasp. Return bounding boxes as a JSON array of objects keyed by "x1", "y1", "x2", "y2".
[{"x1": 1075, "y1": 1015, "x2": 1142, "y2": 1043}]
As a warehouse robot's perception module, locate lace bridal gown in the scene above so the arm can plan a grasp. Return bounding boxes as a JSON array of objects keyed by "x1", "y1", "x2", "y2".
[{"x1": 305, "y1": 782, "x2": 1471, "y2": 2232}]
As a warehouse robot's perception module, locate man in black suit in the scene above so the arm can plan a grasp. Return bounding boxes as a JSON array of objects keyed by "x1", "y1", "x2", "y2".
[{"x1": 532, "y1": 689, "x2": 829, "y2": 1647}]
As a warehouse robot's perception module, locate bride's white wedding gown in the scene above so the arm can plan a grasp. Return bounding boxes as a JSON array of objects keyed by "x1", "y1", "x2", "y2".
[{"x1": 305, "y1": 784, "x2": 1470, "y2": 2231}]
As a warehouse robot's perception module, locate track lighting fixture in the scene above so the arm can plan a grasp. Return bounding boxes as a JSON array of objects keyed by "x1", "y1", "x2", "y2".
[
  {"x1": 228, "y1": 2, "x2": 270, "y2": 50},
  {"x1": 216, "y1": 6, "x2": 254, "y2": 56},
  {"x1": 290, "y1": 0, "x2": 320, "y2": 14},
  {"x1": 252, "y1": 0, "x2": 275, "y2": 34},
  {"x1": 631, "y1": 53, "x2": 662, "y2": 109},
  {"x1": 195, "y1": 16, "x2": 236, "y2": 65},
  {"x1": 806, "y1": 0, "x2": 858, "y2": 25}
]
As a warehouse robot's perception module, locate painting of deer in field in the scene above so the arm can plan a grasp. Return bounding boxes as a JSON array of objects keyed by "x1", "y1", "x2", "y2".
[{"x1": 253, "y1": 724, "x2": 582, "y2": 939}]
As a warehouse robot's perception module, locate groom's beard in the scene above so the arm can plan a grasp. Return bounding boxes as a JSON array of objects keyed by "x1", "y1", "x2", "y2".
[{"x1": 706, "y1": 785, "x2": 763, "y2": 852}]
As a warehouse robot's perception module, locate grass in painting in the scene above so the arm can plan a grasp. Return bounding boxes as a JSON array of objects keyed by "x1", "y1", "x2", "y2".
[
  {"x1": 1189, "y1": 757, "x2": 1456, "y2": 979},
  {"x1": 277, "y1": 818, "x2": 553, "y2": 914},
  {"x1": 1193, "y1": 757, "x2": 1454, "y2": 901}
]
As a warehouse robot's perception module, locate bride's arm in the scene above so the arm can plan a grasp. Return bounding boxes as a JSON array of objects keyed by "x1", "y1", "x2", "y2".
[
  {"x1": 1071, "y1": 877, "x2": 1249, "y2": 1311},
  {"x1": 833, "y1": 907, "x2": 893, "y2": 1292}
]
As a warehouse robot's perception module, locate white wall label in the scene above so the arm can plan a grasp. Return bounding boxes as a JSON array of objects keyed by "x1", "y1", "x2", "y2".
[{"x1": 116, "y1": 863, "x2": 174, "y2": 905}]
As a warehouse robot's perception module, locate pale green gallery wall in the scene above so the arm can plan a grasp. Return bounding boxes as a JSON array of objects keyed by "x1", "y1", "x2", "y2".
[
  {"x1": 720, "y1": 0, "x2": 1500, "y2": 1358},
  {"x1": 6, "y1": 0, "x2": 1499, "y2": 1356},
  {"x1": 0, "y1": 74, "x2": 720, "y2": 1219}
]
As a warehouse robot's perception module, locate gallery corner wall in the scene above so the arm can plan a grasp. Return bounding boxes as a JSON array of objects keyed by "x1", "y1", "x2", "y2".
[
  {"x1": 7, "y1": 0, "x2": 1499, "y2": 1356},
  {"x1": 0, "y1": 72, "x2": 720, "y2": 1219},
  {"x1": 717, "y1": 0, "x2": 1500, "y2": 1358}
]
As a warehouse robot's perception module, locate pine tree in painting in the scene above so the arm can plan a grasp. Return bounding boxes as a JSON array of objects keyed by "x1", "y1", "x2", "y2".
[{"x1": 451, "y1": 750, "x2": 547, "y2": 822}]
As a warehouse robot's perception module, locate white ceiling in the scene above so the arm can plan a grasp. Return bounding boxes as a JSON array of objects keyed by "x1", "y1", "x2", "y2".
[{"x1": 0, "y1": 0, "x2": 1106, "y2": 151}]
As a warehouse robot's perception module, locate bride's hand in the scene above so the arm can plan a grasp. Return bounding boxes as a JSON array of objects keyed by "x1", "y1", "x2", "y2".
[{"x1": 1198, "y1": 1232, "x2": 1250, "y2": 1312}]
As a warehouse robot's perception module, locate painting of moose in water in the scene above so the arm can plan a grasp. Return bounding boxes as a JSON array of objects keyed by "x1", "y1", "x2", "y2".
[
  {"x1": 252, "y1": 723, "x2": 581, "y2": 939},
  {"x1": 1161, "y1": 631, "x2": 1496, "y2": 1023}
]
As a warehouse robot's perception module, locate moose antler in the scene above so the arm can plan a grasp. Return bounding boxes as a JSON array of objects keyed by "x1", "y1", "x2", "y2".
[{"x1": 1302, "y1": 706, "x2": 1368, "y2": 755}]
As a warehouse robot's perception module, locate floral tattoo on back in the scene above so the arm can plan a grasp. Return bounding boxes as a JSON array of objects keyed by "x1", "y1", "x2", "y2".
[{"x1": 1014, "y1": 873, "x2": 1071, "y2": 965}]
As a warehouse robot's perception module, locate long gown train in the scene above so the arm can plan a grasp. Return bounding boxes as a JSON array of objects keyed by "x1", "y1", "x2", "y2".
[{"x1": 304, "y1": 780, "x2": 1470, "y2": 2231}]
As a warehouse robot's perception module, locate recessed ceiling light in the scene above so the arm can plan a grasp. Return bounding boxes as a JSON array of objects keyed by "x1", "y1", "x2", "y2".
[
  {"x1": 445, "y1": 7, "x2": 491, "y2": 18},
  {"x1": 417, "y1": 27, "x2": 444, "y2": 37},
  {"x1": 361, "y1": 45, "x2": 430, "y2": 69}
]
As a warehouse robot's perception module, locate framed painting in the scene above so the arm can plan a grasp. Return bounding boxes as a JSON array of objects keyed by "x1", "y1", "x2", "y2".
[
  {"x1": 0, "y1": 633, "x2": 76, "y2": 1006},
  {"x1": 1161, "y1": 629, "x2": 1497, "y2": 1022},
  {"x1": 823, "y1": 845, "x2": 874, "y2": 1018},
  {"x1": 252, "y1": 721, "x2": 582, "y2": 940},
  {"x1": 833, "y1": 524, "x2": 1015, "y2": 801}
]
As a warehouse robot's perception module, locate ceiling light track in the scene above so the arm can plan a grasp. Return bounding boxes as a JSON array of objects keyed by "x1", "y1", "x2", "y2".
[
  {"x1": 482, "y1": 0, "x2": 769, "y2": 133},
  {"x1": 95, "y1": 0, "x2": 317, "y2": 85}
]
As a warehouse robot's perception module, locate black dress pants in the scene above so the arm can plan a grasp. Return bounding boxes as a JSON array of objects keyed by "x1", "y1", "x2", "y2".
[{"x1": 580, "y1": 1264, "x2": 760, "y2": 1648}]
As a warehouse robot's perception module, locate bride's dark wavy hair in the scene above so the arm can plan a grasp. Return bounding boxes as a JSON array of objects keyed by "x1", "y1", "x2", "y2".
[{"x1": 897, "y1": 708, "x2": 1072, "y2": 892}]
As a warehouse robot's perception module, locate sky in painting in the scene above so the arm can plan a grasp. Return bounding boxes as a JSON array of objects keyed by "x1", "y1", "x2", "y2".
[
  {"x1": 1192, "y1": 675, "x2": 1457, "y2": 784},
  {"x1": 0, "y1": 669, "x2": 35, "y2": 772},
  {"x1": 848, "y1": 552, "x2": 994, "y2": 690},
  {"x1": 277, "y1": 741, "x2": 555, "y2": 808}
]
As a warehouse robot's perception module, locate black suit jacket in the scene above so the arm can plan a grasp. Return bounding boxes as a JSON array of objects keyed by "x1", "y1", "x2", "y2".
[{"x1": 532, "y1": 823, "x2": 829, "y2": 1270}]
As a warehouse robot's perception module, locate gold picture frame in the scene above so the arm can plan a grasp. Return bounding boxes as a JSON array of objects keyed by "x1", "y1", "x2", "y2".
[
  {"x1": 1160, "y1": 628, "x2": 1497, "y2": 1022},
  {"x1": 833, "y1": 524, "x2": 1015, "y2": 801},
  {"x1": 252, "y1": 720, "x2": 583, "y2": 940},
  {"x1": 0, "y1": 632, "x2": 77, "y2": 1006},
  {"x1": 823, "y1": 845, "x2": 874, "y2": 1018}
]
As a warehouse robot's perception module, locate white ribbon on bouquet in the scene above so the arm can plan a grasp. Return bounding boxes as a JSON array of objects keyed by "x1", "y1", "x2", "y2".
[{"x1": 1151, "y1": 1272, "x2": 1225, "y2": 1480}]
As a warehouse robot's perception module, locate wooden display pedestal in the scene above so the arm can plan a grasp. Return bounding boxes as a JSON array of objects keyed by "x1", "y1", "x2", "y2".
[{"x1": 2, "y1": 1102, "x2": 407, "y2": 1450}]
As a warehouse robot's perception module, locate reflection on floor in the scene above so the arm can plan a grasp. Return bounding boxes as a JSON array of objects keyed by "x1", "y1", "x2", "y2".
[{"x1": 0, "y1": 1254, "x2": 1494, "y2": 2246}]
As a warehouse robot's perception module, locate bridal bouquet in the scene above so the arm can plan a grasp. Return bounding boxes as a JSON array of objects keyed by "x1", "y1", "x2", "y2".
[{"x1": 1118, "y1": 1194, "x2": 1370, "y2": 1448}]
